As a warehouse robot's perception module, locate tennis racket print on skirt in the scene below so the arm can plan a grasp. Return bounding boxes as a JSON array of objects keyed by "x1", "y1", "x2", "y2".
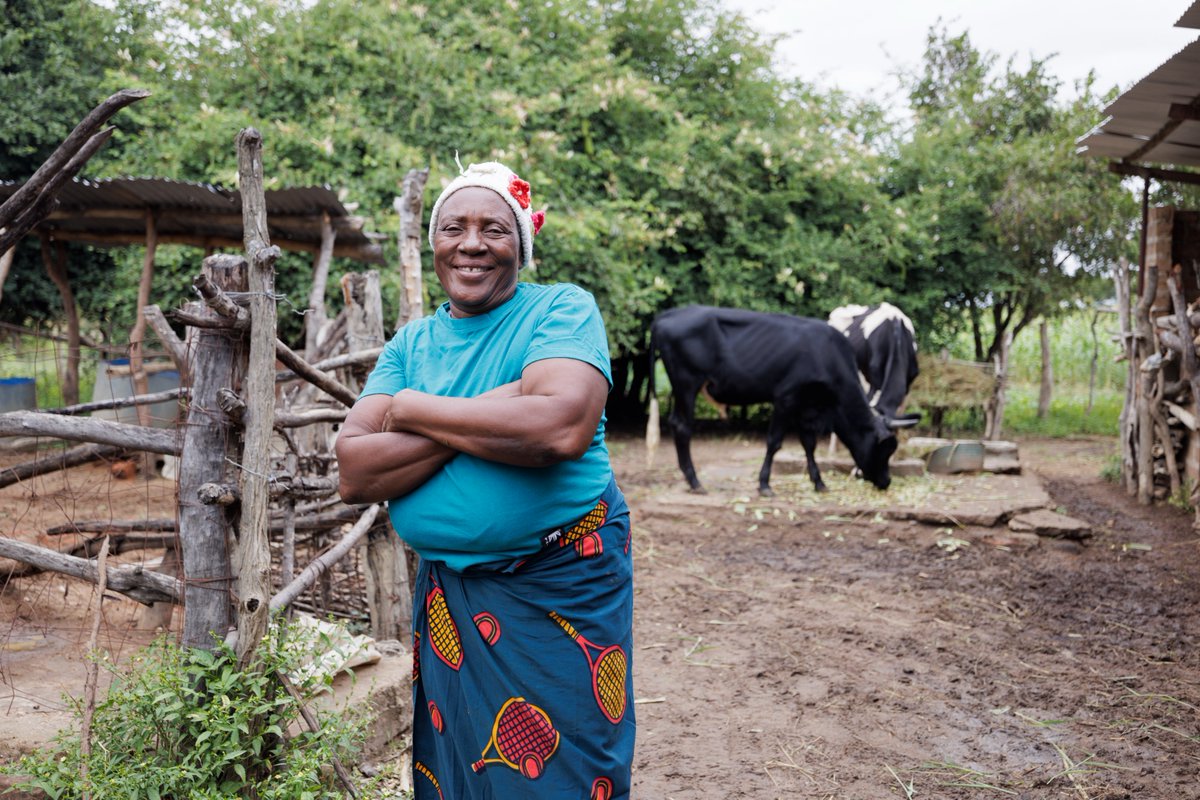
[{"x1": 410, "y1": 478, "x2": 635, "y2": 799}]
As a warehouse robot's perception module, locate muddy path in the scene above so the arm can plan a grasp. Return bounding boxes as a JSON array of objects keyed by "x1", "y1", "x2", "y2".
[{"x1": 619, "y1": 435, "x2": 1200, "y2": 799}]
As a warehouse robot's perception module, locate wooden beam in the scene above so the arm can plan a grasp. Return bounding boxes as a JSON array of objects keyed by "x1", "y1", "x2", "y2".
[
  {"x1": 1168, "y1": 102, "x2": 1200, "y2": 122},
  {"x1": 36, "y1": 227, "x2": 384, "y2": 263},
  {"x1": 1110, "y1": 161, "x2": 1200, "y2": 187}
]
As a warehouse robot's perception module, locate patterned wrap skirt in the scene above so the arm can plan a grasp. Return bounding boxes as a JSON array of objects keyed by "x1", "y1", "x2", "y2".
[{"x1": 410, "y1": 478, "x2": 634, "y2": 800}]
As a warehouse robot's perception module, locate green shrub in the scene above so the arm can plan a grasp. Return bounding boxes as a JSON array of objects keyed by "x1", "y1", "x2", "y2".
[{"x1": 8, "y1": 622, "x2": 376, "y2": 800}]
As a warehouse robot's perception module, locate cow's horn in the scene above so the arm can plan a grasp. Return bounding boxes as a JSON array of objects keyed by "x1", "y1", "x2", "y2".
[{"x1": 886, "y1": 416, "x2": 920, "y2": 429}]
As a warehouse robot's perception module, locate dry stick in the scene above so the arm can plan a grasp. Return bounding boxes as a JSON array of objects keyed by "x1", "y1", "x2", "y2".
[
  {"x1": 0, "y1": 127, "x2": 116, "y2": 256},
  {"x1": 0, "y1": 442, "x2": 122, "y2": 490},
  {"x1": 1166, "y1": 271, "x2": 1200, "y2": 522},
  {"x1": 79, "y1": 536, "x2": 109, "y2": 800},
  {"x1": 40, "y1": 387, "x2": 187, "y2": 416},
  {"x1": 275, "y1": 671, "x2": 359, "y2": 798},
  {"x1": 0, "y1": 89, "x2": 148, "y2": 225},
  {"x1": 1, "y1": 533, "x2": 175, "y2": 581},
  {"x1": 143, "y1": 304, "x2": 191, "y2": 383},
  {"x1": 274, "y1": 339, "x2": 358, "y2": 407},
  {"x1": 270, "y1": 504, "x2": 380, "y2": 613},
  {"x1": 1149, "y1": 371, "x2": 1181, "y2": 497},
  {"x1": 0, "y1": 410, "x2": 179, "y2": 454},
  {"x1": 0, "y1": 537, "x2": 177, "y2": 605}
]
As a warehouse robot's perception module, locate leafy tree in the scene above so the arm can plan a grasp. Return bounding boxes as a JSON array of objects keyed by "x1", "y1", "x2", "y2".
[
  {"x1": 0, "y1": 0, "x2": 133, "y2": 335},
  {"x1": 885, "y1": 27, "x2": 1138, "y2": 360}
]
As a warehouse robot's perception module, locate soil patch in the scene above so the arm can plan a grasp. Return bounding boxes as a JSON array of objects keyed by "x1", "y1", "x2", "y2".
[{"x1": 3, "y1": 433, "x2": 1199, "y2": 798}]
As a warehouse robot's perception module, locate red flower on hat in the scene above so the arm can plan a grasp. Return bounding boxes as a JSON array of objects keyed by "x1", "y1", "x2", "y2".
[
  {"x1": 531, "y1": 209, "x2": 546, "y2": 235},
  {"x1": 508, "y1": 176, "x2": 531, "y2": 209}
]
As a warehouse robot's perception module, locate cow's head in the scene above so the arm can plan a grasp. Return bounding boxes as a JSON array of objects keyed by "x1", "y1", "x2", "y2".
[{"x1": 851, "y1": 414, "x2": 898, "y2": 490}]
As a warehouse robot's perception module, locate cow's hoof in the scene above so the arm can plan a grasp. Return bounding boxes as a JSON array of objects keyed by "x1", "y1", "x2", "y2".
[
  {"x1": 814, "y1": 484, "x2": 829, "y2": 493},
  {"x1": 758, "y1": 487, "x2": 775, "y2": 498},
  {"x1": 688, "y1": 486, "x2": 708, "y2": 495}
]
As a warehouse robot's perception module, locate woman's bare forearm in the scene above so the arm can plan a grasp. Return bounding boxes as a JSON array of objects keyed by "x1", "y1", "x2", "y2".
[{"x1": 336, "y1": 429, "x2": 455, "y2": 504}]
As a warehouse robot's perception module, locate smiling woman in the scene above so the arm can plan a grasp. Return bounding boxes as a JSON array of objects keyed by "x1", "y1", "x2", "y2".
[{"x1": 336, "y1": 161, "x2": 635, "y2": 799}]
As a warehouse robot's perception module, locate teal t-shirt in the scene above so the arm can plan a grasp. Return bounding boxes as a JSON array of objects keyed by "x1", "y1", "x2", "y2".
[{"x1": 359, "y1": 282, "x2": 614, "y2": 570}]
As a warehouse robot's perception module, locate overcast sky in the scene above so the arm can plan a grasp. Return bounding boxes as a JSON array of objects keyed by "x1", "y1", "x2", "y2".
[{"x1": 722, "y1": 0, "x2": 1197, "y2": 106}]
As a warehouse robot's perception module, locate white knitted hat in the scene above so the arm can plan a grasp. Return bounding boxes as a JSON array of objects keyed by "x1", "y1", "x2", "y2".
[{"x1": 428, "y1": 160, "x2": 545, "y2": 269}]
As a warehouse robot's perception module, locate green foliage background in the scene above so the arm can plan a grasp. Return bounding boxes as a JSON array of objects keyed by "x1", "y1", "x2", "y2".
[{"x1": 1, "y1": 0, "x2": 1146, "y2": 421}]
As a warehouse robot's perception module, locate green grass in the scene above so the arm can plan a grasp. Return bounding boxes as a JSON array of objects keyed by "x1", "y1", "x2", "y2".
[{"x1": 0, "y1": 337, "x2": 100, "y2": 409}]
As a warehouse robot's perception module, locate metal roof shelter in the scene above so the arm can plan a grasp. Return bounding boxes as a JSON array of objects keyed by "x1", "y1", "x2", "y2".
[
  {"x1": 0, "y1": 176, "x2": 385, "y2": 263},
  {"x1": 1076, "y1": 2, "x2": 1200, "y2": 181}
]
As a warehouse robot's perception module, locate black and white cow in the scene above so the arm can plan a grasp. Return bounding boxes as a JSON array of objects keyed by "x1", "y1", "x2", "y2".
[
  {"x1": 827, "y1": 302, "x2": 920, "y2": 423},
  {"x1": 646, "y1": 305, "x2": 916, "y2": 496}
]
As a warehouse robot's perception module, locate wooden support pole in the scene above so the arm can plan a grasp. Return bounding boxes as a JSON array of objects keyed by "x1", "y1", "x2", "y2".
[
  {"x1": 233, "y1": 127, "x2": 279, "y2": 667},
  {"x1": 40, "y1": 235, "x2": 81, "y2": 405},
  {"x1": 1167, "y1": 271, "x2": 1200, "y2": 524},
  {"x1": 1134, "y1": 265, "x2": 1159, "y2": 504}
]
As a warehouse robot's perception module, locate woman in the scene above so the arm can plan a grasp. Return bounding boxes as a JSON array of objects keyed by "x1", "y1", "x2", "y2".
[{"x1": 337, "y1": 161, "x2": 634, "y2": 799}]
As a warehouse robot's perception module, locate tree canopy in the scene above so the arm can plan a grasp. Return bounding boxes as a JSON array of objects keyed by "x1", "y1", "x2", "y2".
[{"x1": 1, "y1": 0, "x2": 1140, "y2": 414}]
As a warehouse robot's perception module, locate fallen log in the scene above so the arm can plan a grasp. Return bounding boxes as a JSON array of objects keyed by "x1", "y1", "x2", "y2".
[
  {"x1": 0, "y1": 442, "x2": 123, "y2": 489},
  {"x1": 0, "y1": 537, "x2": 179, "y2": 605},
  {"x1": 0, "y1": 411, "x2": 179, "y2": 455}
]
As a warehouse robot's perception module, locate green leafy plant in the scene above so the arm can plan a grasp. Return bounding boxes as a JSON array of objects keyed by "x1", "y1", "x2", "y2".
[{"x1": 9, "y1": 622, "x2": 374, "y2": 800}]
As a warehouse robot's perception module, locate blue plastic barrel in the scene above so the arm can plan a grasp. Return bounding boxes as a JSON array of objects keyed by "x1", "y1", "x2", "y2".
[{"x1": 0, "y1": 377, "x2": 37, "y2": 413}]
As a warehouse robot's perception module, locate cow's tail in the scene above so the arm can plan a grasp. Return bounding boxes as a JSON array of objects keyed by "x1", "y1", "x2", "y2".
[{"x1": 645, "y1": 328, "x2": 660, "y2": 467}]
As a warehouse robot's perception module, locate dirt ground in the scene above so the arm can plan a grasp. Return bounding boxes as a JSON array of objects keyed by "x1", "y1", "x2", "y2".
[{"x1": 2, "y1": 432, "x2": 1199, "y2": 798}]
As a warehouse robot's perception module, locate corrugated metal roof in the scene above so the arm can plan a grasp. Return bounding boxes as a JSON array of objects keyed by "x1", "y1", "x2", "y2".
[
  {"x1": 1178, "y1": 0, "x2": 1200, "y2": 29},
  {"x1": 0, "y1": 176, "x2": 385, "y2": 263},
  {"x1": 1076, "y1": 37, "x2": 1200, "y2": 168}
]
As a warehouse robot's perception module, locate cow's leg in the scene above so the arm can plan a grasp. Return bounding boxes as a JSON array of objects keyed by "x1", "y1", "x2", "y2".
[
  {"x1": 757, "y1": 408, "x2": 787, "y2": 497},
  {"x1": 798, "y1": 426, "x2": 828, "y2": 493},
  {"x1": 668, "y1": 389, "x2": 705, "y2": 493}
]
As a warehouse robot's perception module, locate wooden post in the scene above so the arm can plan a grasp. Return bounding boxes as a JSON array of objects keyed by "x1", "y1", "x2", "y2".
[
  {"x1": 1037, "y1": 318, "x2": 1052, "y2": 419},
  {"x1": 233, "y1": 128, "x2": 279, "y2": 667},
  {"x1": 305, "y1": 211, "x2": 336, "y2": 357},
  {"x1": 984, "y1": 330, "x2": 1011, "y2": 440},
  {"x1": 395, "y1": 167, "x2": 429, "y2": 330},
  {"x1": 179, "y1": 265, "x2": 246, "y2": 650},
  {"x1": 40, "y1": 235, "x2": 80, "y2": 405},
  {"x1": 1134, "y1": 265, "x2": 1159, "y2": 504}
]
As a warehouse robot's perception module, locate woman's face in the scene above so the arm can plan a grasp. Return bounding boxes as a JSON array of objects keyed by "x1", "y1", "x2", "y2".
[{"x1": 432, "y1": 187, "x2": 521, "y2": 318}]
